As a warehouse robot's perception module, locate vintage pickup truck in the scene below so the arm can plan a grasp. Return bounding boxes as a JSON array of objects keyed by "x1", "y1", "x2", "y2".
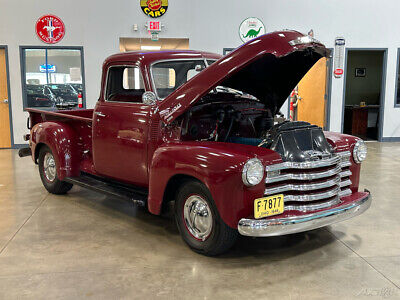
[{"x1": 20, "y1": 31, "x2": 371, "y2": 255}]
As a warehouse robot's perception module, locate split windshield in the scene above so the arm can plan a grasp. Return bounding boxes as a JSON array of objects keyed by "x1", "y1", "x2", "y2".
[{"x1": 151, "y1": 59, "x2": 257, "y2": 100}]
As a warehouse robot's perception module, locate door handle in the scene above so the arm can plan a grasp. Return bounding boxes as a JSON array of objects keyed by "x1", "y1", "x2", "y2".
[
  {"x1": 95, "y1": 112, "x2": 106, "y2": 117},
  {"x1": 2, "y1": 99, "x2": 8, "y2": 104}
]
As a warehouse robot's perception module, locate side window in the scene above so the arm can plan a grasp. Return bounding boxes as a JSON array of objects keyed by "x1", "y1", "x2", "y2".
[{"x1": 106, "y1": 66, "x2": 145, "y2": 103}]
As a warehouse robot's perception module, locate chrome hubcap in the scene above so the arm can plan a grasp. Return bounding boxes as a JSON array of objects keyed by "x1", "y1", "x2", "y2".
[
  {"x1": 183, "y1": 195, "x2": 213, "y2": 241},
  {"x1": 43, "y1": 152, "x2": 56, "y2": 182}
]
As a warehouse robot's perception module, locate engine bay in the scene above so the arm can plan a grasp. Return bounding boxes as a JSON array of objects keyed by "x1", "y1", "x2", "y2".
[{"x1": 177, "y1": 91, "x2": 334, "y2": 162}]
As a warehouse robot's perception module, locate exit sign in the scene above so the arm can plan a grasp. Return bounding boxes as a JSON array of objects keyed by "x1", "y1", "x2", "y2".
[{"x1": 147, "y1": 21, "x2": 162, "y2": 32}]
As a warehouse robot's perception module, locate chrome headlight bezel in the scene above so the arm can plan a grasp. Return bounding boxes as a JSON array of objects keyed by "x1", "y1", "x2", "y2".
[
  {"x1": 242, "y1": 158, "x2": 264, "y2": 187},
  {"x1": 353, "y1": 140, "x2": 367, "y2": 163}
]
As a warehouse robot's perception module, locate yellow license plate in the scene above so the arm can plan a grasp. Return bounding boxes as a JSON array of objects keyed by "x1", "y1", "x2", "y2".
[{"x1": 254, "y1": 194, "x2": 284, "y2": 219}]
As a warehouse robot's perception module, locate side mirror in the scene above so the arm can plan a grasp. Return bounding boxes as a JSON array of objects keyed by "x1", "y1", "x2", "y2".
[
  {"x1": 195, "y1": 64, "x2": 205, "y2": 72},
  {"x1": 142, "y1": 91, "x2": 157, "y2": 106}
]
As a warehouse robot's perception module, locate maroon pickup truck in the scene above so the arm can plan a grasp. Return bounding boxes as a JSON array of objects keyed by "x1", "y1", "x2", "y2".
[{"x1": 20, "y1": 31, "x2": 371, "y2": 255}]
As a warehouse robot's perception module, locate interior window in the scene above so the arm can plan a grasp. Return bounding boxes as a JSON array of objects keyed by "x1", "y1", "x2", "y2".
[
  {"x1": 106, "y1": 66, "x2": 145, "y2": 102},
  {"x1": 21, "y1": 47, "x2": 85, "y2": 109}
]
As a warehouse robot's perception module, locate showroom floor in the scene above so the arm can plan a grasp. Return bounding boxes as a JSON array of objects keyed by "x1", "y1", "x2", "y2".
[{"x1": 0, "y1": 142, "x2": 399, "y2": 299}]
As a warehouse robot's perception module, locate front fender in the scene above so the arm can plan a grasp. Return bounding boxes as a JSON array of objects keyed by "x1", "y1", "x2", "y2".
[
  {"x1": 324, "y1": 131, "x2": 361, "y2": 192},
  {"x1": 31, "y1": 121, "x2": 80, "y2": 180},
  {"x1": 148, "y1": 141, "x2": 280, "y2": 228}
]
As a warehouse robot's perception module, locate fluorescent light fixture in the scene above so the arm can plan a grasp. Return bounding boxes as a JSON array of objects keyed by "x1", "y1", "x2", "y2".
[{"x1": 141, "y1": 45, "x2": 161, "y2": 50}]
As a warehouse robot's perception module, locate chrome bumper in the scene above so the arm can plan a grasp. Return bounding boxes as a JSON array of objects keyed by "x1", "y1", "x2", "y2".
[{"x1": 238, "y1": 192, "x2": 371, "y2": 237}]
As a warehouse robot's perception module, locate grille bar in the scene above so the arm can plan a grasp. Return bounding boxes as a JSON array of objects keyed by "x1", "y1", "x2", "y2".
[
  {"x1": 265, "y1": 176, "x2": 341, "y2": 195},
  {"x1": 340, "y1": 179, "x2": 352, "y2": 188},
  {"x1": 265, "y1": 151, "x2": 351, "y2": 171},
  {"x1": 266, "y1": 165, "x2": 342, "y2": 183},
  {"x1": 339, "y1": 188, "x2": 352, "y2": 197},
  {"x1": 283, "y1": 186, "x2": 340, "y2": 202},
  {"x1": 285, "y1": 197, "x2": 341, "y2": 212}
]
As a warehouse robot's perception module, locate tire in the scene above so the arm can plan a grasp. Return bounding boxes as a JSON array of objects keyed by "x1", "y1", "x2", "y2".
[
  {"x1": 175, "y1": 180, "x2": 238, "y2": 256},
  {"x1": 38, "y1": 145, "x2": 73, "y2": 194}
]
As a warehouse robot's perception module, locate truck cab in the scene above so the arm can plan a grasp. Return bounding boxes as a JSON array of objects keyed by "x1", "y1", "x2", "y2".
[{"x1": 22, "y1": 31, "x2": 371, "y2": 255}]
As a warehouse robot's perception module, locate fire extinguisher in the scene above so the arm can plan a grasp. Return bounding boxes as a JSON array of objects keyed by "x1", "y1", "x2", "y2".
[
  {"x1": 78, "y1": 93, "x2": 83, "y2": 108},
  {"x1": 289, "y1": 86, "x2": 301, "y2": 121}
]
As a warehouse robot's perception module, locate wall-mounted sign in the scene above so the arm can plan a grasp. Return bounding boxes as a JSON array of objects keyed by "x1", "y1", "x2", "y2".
[
  {"x1": 334, "y1": 37, "x2": 345, "y2": 78},
  {"x1": 146, "y1": 21, "x2": 162, "y2": 32},
  {"x1": 35, "y1": 15, "x2": 65, "y2": 44},
  {"x1": 39, "y1": 64, "x2": 56, "y2": 73},
  {"x1": 141, "y1": 0, "x2": 168, "y2": 18},
  {"x1": 239, "y1": 17, "x2": 265, "y2": 43}
]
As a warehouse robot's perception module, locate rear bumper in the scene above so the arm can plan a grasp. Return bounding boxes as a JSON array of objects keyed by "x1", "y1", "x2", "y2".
[{"x1": 238, "y1": 191, "x2": 371, "y2": 237}]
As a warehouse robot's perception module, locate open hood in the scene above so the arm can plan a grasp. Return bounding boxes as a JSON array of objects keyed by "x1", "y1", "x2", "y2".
[{"x1": 158, "y1": 30, "x2": 330, "y2": 124}]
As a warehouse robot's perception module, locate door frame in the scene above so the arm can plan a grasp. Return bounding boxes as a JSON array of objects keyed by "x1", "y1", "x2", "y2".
[
  {"x1": 341, "y1": 48, "x2": 388, "y2": 142},
  {"x1": 0, "y1": 45, "x2": 15, "y2": 148},
  {"x1": 286, "y1": 48, "x2": 333, "y2": 130}
]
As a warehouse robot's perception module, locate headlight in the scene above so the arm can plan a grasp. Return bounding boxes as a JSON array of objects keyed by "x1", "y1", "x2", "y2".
[
  {"x1": 242, "y1": 158, "x2": 264, "y2": 186},
  {"x1": 353, "y1": 140, "x2": 367, "y2": 163}
]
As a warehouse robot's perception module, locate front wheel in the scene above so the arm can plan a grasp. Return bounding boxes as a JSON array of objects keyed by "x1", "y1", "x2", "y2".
[
  {"x1": 175, "y1": 180, "x2": 238, "y2": 256},
  {"x1": 38, "y1": 145, "x2": 73, "y2": 194}
]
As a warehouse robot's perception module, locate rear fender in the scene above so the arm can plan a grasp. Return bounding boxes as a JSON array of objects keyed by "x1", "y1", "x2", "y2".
[
  {"x1": 31, "y1": 121, "x2": 80, "y2": 180},
  {"x1": 148, "y1": 141, "x2": 280, "y2": 228}
]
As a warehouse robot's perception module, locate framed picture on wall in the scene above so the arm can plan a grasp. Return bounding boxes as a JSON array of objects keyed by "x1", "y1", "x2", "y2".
[{"x1": 355, "y1": 68, "x2": 366, "y2": 77}]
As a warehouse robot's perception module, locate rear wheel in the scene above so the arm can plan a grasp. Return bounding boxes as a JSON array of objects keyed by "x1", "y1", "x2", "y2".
[
  {"x1": 175, "y1": 180, "x2": 238, "y2": 256},
  {"x1": 38, "y1": 145, "x2": 73, "y2": 194}
]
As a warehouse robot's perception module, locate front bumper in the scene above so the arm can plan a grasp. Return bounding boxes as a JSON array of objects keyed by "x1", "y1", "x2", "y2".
[{"x1": 238, "y1": 191, "x2": 371, "y2": 237}]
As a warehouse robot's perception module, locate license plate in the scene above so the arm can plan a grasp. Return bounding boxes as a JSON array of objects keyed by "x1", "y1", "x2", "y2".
[{"x1": 254, "y1": 194, "x2": 284, "y2": 219}]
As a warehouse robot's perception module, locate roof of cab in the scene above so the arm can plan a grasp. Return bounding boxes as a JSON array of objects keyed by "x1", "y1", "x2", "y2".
[{"x1": 103, "y1": 50, "x2": 222, "y2": 66}]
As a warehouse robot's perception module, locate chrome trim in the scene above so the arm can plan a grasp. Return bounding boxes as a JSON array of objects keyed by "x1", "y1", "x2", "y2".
[
  {"x1": 337, "y1": 151, "x2": 351, "y2": 157},
  {"x1": 339, "y1": 188, "x2": 352, "y2": 197},
  {"x1": 264, "y1": 176, "x2": 340, "y2": 195},
  {"x1": 340, "y1": 179, "x2": 352, "y2": 188},
  {"x1": 340, "y1": 170, "x2": 352, "y2": 177},
  {"x1": 285, "y1": 197, "x2": 341, "y2": 212},
  {"x1": 340, "y1": 161, "x2": 352, "y2": 168},
  {"x1": 266, "y1": 165, "x2": 341, "y2": 183},
  {"x1": 238, "y1": 192, "x2": 371, "y2": 237},
  {"x1": 266, "y1": 155, "x2": 340, "y2": 171},
  {"x1": 283, "y1": 186, "x2": 340, "y2": 202},
  {"x1": 266, "y1": 151, "x2": 351, "y2": 172}
]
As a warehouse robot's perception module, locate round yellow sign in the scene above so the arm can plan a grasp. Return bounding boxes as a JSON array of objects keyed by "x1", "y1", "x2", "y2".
[{"x1": 140, "y1": 0, "x2": 168, "y2": 18}]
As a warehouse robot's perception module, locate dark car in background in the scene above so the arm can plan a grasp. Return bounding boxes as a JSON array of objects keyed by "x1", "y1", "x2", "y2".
[
  {"x1": 70, "y1": 83, "x2": 83, "y2": 94},
  {"x1": 26, "y1": 84, "x2": 55, "y2": 107},
  {"x1": 46, "y1": 84, "x2": 78, "y2": 108}
]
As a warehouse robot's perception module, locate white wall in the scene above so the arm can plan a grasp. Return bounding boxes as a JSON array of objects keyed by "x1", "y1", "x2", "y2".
[{"x1": 1, "y1": 0, "x2": 400, "y2": 144}]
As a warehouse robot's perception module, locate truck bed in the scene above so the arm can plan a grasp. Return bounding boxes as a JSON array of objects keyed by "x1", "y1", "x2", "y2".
[{"x1": 27, "y1": 108, "x2": 93, "y2": 125}]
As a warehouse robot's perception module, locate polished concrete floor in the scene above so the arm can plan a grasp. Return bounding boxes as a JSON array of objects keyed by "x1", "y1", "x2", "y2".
[{"x1": 0, "y1": 143, "x2": 399, "y2": 299}]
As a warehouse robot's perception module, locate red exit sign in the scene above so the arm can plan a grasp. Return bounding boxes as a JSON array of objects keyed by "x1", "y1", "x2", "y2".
[{"x1": 147, "y1": 21, "x2": 161, "y2": 32}]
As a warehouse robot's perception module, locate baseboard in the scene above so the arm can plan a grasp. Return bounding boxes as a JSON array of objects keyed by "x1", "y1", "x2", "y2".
[
  {"x1": 12, "y1": 143, "x2": 28, "y2": 149},
  {"x1": 381, "y1": 137, "x2": 400, "y2": 142}
]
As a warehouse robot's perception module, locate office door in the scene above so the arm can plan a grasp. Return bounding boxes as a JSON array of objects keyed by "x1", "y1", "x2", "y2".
[
  {"x1": 0, "y1": 48, "x2": 11, "y2": 148},
  {"x1": 297, "y1": 57, "x2": 328, "y2": 128}
]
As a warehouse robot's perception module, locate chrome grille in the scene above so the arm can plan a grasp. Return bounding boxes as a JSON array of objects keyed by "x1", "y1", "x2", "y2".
[{"x1": 265, "y1": 151, "x2": 352, "y2": 213}]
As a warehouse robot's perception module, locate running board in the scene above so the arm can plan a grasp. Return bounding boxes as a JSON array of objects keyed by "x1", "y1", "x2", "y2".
[{"x1": 65, "y1": 173, "x2": 147, "y2": 206}]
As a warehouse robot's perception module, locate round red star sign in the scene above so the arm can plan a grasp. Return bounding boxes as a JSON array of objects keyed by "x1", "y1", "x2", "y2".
[{"x1": 35, "y1": 15, "x2": 65, "y2": 44}]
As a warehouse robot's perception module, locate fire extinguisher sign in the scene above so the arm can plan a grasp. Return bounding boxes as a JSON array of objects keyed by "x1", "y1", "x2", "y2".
[{"x1": 334, "y1": 37, "x2": 345, "y2": 78}]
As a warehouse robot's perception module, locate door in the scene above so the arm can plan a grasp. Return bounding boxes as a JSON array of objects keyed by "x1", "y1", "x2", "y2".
[
  {"x1": 297, "y1": 57, "x2": 328, "y2": 128},
  {"x1": 0, "y1": 48, "x2": 11, "y2": 148},
  {"x1": 92, "y1": 64, "x2": 150, "y2": 186}
]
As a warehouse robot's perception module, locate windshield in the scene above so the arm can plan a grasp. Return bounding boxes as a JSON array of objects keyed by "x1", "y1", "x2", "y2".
[{"x1": 151, "y1": 60, "x2": 207, "y2": 99}]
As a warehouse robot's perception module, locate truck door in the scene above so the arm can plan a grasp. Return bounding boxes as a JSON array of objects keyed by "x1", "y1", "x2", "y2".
[{"x1": 92, "y1": 64, "x2": 150, "y2": 186}]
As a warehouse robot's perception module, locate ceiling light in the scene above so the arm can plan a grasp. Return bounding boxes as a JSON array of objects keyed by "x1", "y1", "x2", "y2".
[{"x1": 141, "y1": 45, "x2": 161, "y2": 50}]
